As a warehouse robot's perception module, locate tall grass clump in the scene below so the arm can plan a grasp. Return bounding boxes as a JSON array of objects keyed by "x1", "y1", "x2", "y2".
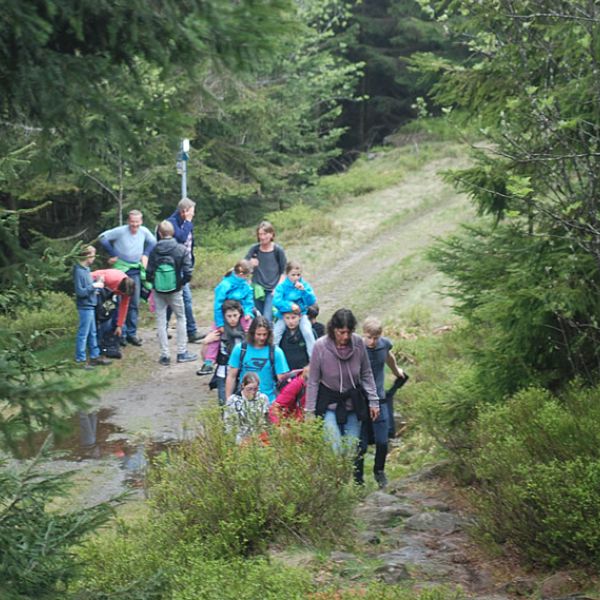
[{"x1": 73, "y1": 411, "x2": 358, "y2": 597}]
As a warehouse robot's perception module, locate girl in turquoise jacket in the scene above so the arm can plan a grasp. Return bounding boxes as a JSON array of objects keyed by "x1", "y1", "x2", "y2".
[
  {"x1": 272, "y1": 261, "x2": 317, "y2": 357},
  {"x1": 197, "y1": 260, "x2": 255, "y2": 376}
]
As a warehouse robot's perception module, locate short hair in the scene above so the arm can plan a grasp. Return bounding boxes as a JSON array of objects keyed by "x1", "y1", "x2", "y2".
[
  {"x1": 327, "y1": 308, "x2": 357, "y2": 339},
  {"x1": 222, "y1": 299, "x2": 243, "y2": 316},
  {"x1": 177, "y1": 198, "x2": 196, "y2": 212},
  {"x1": 285, "y1": 260, "x2": 301, "y2": 274},
  {"x1": 79, "y1": 245, "x2": 96, "y2": 259},
  {"x1": 158, "y1": 220, "x2": 174, "y2": 238},
  {"x1": 247, "y1": 315, "x2": 273, "y2": 346},
  {"x1": 128, "y1": 209, "x2": 143, "y2": 220},
  {"x1": 241, "y1": 372, "x2": 260, "y2": 389},
  {"x1": 362, "y1": 316, "x2": 383, "y2": 336},
  {"x1": 307, "y1": 303, "x2": 320, "y2": 319},
  {"x1": 118, "y1": 277, "x2": 136, "y2": 296},
  {"x1": 256, "y1": 220, "x2": 275, "y2": 241},
  {"x1": 233, "y1": 259, "x2": 253, "y2": 276}
]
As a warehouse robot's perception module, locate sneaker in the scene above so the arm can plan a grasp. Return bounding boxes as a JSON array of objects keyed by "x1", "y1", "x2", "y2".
[
  {"x1": 187, "y1": 331, "x2": 206, "y2": 344},
  {"x1": 90, "y1": 356, "x2": 112, "y2": 366},
  {"x1": 196, "y1": 361, "x2": 214, "y2": 375},
  {"x1": 126, "y1": 335, "x2": 143, "y2": 346},
  {"x1": 159, "y1": 356, "x2": 170, "y2": 366},
  {"x1": 177, "y1": 350, "x2": 198, "y2": 363},
  {"x1": 76, "y1": 361, "x2": 94, "y2": 371},
  {"x1": 374, "y1": 471, "x2": 388, "y2": 489}
]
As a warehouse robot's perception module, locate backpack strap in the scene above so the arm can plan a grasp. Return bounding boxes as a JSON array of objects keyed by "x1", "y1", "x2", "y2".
[{"x1": 269, "y1": 344, "x2": 277, "y2": 386}]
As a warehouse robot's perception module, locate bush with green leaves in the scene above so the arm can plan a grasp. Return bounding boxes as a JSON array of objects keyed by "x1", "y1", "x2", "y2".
[
  {"x1": 150, "y1": 411, "x2": 357, "y2": 556},
  {"x1": 0, "y1": 291, "x2": 76, "y2": 348},
  {"x1": 471, "y1": 385, "x2": 600, "y2": 566},
  {"x1": 72, "y1": 412, "x2": 358, "y2": 597}
]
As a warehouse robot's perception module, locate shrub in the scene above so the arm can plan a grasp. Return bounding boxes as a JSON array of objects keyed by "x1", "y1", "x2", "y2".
[
  {"x1": 149, "y1": 411, "x2": 357, "y2": 556},
  {"x1": 471, "y1": 385, "x2": 600, "y2": 566},
  {"x1": 73, "y1": 412, "x2": 358, "y2": 597},
  {"x1": 0, "y1": 291, "x2": 77, "y2": 348}
]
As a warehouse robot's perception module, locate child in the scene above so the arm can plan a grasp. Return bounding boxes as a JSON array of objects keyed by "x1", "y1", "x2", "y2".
[
  {"x1": 307, "y1": 303, "x2": 325, "y2": 339},
  {"x1": 359, "y1": 316, "x2": 406, "y2": 489},
  {"x1": 278, "y1": 311, "x2": 309, "y2": 370},
  {"x1": 91, "y1": 268, "x2": 136, "y2": 342},
  {"x1": 145, "y1": 220, "x2": 197, "y2": 366},
  {"x1": 224, "y1": 372, "x2": 270, "y2": 444},
  {"x1": 197, "y1": 260, "x2": 255, "y2": 375},
  {"x1": 272, "y1": 261, "x2": 317, "y2": 357},
  {"x1": 73, "y1": 246, "x2": 111, "y2": 369},
  {"x1": 269, "y1": 365, "x2": 309, "y2": 425},
  {"x1": 203, "y1": 299, "x2": 246, "y2": 405}
]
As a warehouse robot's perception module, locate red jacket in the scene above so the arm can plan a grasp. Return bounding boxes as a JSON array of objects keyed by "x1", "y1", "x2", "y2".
[
  {"x1": 91, "y1": 269, "x2": 131, "y2": 328},
  {"x1": 269, "y1": 375, "x2": 306, "y2": 424}
]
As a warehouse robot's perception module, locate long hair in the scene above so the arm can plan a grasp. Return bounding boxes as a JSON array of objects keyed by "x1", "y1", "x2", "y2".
[
  {"x1": 247, "y1": 315, "x2": 273, "y2": 346},
  {"x1": 326, "y1": 308, "x2": 357, "y2": 339}
]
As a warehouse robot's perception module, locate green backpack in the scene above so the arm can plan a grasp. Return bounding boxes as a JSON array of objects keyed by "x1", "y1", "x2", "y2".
[{"x1": 153, "y1": 257, "x2": 178, "y2": 293}]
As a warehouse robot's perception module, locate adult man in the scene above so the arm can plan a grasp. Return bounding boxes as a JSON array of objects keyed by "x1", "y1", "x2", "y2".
[
  {"x1": 165, "y1": 198, "x2": 203, "y2": 343},
  {"x1": 146, "y1": 220, "x2": 197, "y2": 365},
  {"x1": 99, "y1": 209, "x2": 156, "y2": 346}
]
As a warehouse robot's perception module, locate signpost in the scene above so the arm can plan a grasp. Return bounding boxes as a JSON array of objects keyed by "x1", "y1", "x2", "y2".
[{"x1": 176, "y1": 138, "x2": 190, "y2": 199}]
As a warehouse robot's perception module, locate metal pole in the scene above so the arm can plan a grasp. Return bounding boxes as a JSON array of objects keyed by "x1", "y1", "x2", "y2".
[{"x1": 181, "y1": 151, "x2": 187, "y2": 199}]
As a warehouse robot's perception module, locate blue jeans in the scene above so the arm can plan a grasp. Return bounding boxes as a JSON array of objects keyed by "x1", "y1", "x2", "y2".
[
  {"x1": 254, "y1": 290, "x2": 274, "y2": 322},
  {"x1": 167, "y1": 282, "x2": 197, "y2": 335},
  {"x1": 121, "y1": 269, "x2": 141, "y2": 338},
  {"x1": 323, "y1": 410, "x2": 361, "y2": 453},
  {"x1": 75, "y1": 308, "x2": 101, "y2": 362}
]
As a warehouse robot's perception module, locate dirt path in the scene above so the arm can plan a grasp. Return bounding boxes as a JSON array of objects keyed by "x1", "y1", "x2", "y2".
[{"x1": 63, "y1": 144, "x2": 475, "y2": 506}]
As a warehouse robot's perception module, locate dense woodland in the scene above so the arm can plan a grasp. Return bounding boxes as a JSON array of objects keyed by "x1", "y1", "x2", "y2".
[{"x1": 3, "y1": 0, "x2": 600, "y2": 598}]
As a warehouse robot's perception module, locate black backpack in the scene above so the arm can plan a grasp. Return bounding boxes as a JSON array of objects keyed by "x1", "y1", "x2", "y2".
[{"x1": 99, "y1": 331, "x2": 122, "y2": 359}]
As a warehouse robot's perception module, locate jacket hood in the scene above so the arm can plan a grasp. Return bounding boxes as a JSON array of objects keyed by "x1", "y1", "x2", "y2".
[
  {"x1": 323, "y1": 333, "x2": 360, "y2": 361},
  {"x1": 155, "y1": 238, "x2": 179, "y2": 255}
]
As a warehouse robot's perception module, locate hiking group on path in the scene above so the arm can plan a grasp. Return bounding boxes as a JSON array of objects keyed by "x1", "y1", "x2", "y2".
[{"x1": 74, "y1": 200, "x2": 408, "y2": 487}]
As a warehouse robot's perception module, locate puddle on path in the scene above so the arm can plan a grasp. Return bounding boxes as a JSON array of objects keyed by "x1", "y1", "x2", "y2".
[{"x1": 17, "y1": 408, "x2": 181, "y2": 488}]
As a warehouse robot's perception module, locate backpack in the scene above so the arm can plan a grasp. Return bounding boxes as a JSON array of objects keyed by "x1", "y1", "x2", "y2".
[
  {"x1": 153, "y1": 256, "x2": 178, "y2": 293},
  {"x1": 99, "y1": 331, "x2": 122, "y2": 359}
]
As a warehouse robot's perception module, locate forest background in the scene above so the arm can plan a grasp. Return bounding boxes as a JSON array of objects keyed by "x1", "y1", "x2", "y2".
[{"x1": 3, "y1": 0, "x2": 600, "y2": 598}]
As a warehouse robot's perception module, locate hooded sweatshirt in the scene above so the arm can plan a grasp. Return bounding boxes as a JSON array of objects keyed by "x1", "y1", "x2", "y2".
[
  {"x1": 146, "y1": 237, "x2": 192, "y2": 292},
  {"x1": 273, "y1": 276, "x2": 317, "y2": 318},
  {"x1": 213, "y1": 272, "x2": 255, "y2": 328},
  {"x1": 306, "y1": 333, "x2": 378, "y2": 414}
]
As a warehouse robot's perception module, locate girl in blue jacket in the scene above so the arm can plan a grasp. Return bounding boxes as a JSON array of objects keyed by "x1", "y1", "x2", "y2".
[
  {"x1": 197, "y1": 260, "x2": 255, "y2": 375},
  {"x1": 272, "y1": 261, "x2": 317, "y2": 357}
]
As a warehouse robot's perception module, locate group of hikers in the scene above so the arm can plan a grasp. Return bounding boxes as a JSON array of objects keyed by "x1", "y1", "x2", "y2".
[{"x1": 74, "y1": 199, "x2": 408, "y2": 487}]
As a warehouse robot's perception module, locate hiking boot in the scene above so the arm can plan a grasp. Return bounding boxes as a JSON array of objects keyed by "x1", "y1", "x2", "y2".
[
  {"x1": 90, "y1": 356, "x2": 112, "y2": 366},
  {"x1": 374, "y1": 471, "x2": 388, "y2": 489},
  {"x1": 158, "y1": 356, "x2": 170, "y2": 366},
  {"x1": 177, "y1": 350, "x2": 198, "y2": 363},
  {"x1": 119, "y1": 337, "x2": 127, "y2": 347},
  {"x1": 77, "y1": 361, "x2": 94, "y2": 371},
  {"x1": 187, "y1": 331, "x2": 206, "y2": 344},
  {"x1": 196, "y1": 361, "x2": 213, "y2": 376},
  {"x1": 126, "y1": 335, "x2": 143, "y2": 346}
]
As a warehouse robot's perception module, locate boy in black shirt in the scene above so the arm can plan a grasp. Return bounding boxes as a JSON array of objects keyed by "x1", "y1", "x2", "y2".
[{"x1": 278, "y1": 311, "x2": 312, "y2": 370}]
